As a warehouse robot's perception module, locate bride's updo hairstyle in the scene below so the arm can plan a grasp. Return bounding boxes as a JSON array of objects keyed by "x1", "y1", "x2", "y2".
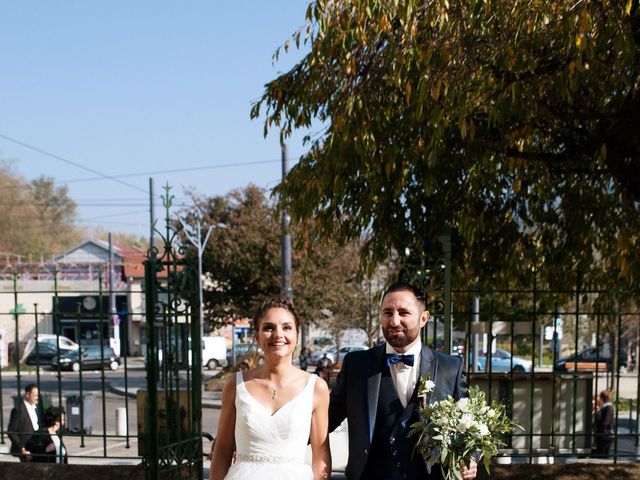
[{"x1": 253, "y1": 298, "x2": 301, "y2": 332}]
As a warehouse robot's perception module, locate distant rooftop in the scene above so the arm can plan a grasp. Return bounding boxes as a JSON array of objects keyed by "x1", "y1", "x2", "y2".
[{"x1": 0, "y1": 239, "x2": 148, "y2": 284}]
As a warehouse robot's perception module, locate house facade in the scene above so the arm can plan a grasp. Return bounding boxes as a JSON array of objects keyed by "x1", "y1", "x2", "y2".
[{"x1": 0, "y1": 240, "x2": 148, "y2": 366}]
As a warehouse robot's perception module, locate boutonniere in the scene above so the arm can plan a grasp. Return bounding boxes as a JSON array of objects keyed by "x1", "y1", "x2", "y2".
[{"x1": 416, "y1": 375, "x2": 435, "y2": 408}]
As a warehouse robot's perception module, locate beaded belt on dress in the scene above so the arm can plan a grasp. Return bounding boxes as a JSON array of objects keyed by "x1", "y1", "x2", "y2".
[{"x1": 235, "y1": 453, "x2": 303, "y2": 464}]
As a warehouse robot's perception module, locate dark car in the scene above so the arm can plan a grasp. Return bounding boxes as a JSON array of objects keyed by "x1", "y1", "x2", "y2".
[
  {"x1": 52, "y1": 346, "x2": 120, "y2": 371},
  {"x1": 228, "y1": 343, "x2": 264, "y2": 365},
  {"x1": 555, "y1": 346, "x2": 627, "y2": 373},
  {"x1": 24, "y1": 343, "x2": 59, "y2": 366}
]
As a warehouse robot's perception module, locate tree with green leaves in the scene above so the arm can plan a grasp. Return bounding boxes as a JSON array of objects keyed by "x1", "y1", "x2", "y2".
[
  {"x1": 252, "y1": 0, "x2": 640, "y2": 295},
  {"x1": 180, "y1": 185, "x2": 383, "y2": 333}
]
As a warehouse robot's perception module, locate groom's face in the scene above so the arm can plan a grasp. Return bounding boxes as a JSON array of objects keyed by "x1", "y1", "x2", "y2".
[{"x1": 380, "y1": 290, "x2": 429, "y2": 352}]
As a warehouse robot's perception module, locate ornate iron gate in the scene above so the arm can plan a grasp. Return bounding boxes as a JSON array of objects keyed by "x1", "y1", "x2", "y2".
[{"x1": 143, "y1": 188, "x2": 203, "y2": 479}]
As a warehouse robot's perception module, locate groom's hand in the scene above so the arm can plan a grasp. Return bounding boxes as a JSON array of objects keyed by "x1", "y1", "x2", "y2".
[{"x1": 460, "y1": 458, "x2": 478, "y2": 479}]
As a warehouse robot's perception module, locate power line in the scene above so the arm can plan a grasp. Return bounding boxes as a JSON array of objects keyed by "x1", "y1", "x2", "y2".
[
  {"x1": 77, "y1": 210, "x2": 150, "y2": 221},
  {"x1": 79, "y1": 219, "x2": 147, "y2": 226},
  {"x1": 0, "y1": 133, "x2": 298, "y2": 193},
  {"x1": 61, "y1": 159, "x2": 282, "y2": 183},
  {"x1": 0, "y1": 132, "x2": 147, "y2": 193}
]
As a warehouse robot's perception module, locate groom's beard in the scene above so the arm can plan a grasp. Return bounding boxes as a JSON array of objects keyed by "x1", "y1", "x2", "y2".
[{"x1": 382, "y1": 324, "x2": 421, "y2": 349}]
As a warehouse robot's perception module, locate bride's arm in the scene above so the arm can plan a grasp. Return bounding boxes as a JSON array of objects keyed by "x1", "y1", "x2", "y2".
[
  {"x1": 310, "y1": 378, "x2": 332, "y2": 480},
  {"x1": 210, "y1": 375, "x2": 237, "y2": 480}
]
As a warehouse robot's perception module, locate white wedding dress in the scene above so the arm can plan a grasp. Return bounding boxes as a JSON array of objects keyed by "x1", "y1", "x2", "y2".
[{"x1": 224, "y1": 371, "x2": 317, "y2": 480}]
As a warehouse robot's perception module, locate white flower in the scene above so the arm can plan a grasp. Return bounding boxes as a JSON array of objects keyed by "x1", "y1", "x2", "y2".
[
  {"x1": 477, "y1": 423, "x2": 490, "y2": 436},
  {"x1": 417, "y1": 376, "x2": 435, "y2": 399},
  {"x1": 456, "y1": 397, "x2": 470, "y2": 412},
  {"x1": 486, "y1": 408, "x2": 496, "y2": 418},
  {"x1": 457, "y1": 413, "x2": 474, "y2": 432}
]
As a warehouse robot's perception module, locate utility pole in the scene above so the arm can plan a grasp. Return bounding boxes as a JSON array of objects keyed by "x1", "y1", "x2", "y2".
[{"x1": 280, "y1": 144, "x2": 301, "y2": 345}]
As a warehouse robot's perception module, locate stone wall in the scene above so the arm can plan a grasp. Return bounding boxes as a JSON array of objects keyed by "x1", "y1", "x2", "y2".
[
  {"x1": 1, "y1": 461, "x2": 639, "y2": 479},
  {"x1": 0, "y1": 462, "x2": 145, "y2": 480},
  {"x1": 478, "y1": 463, "x2": 640, "y2": 479}
]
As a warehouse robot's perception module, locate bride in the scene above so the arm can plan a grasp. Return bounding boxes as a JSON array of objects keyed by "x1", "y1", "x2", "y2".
[{"x1": 210, "y1": 298, "x2": 331, "y2": 480}]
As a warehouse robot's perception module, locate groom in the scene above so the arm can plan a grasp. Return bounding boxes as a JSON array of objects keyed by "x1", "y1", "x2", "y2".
[{"x1": 328, "y1": 282, "x2": 477, "y2": 480}]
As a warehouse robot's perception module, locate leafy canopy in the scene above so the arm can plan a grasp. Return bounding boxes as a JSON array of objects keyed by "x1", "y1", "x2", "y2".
[
  {"x1": 252, "y1": 0, "x2": 640, "y2": 290},
  {"x1": 179, "y1": 185, "x2": 379, "y2": 329}
]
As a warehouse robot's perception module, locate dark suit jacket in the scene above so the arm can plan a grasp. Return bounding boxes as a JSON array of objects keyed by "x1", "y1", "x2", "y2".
[
  {"x1": 25, "y1": 429, "x2": 68, "y2": 464},
  {"x1": 8, "y1": 401, "x2": 39, "y2": 456},
  {"x1": 329, "y1": 344, "x2": 468, "y2": 480}
]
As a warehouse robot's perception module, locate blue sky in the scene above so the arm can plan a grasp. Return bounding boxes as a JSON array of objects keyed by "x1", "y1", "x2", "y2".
[{"x1": 0, "y1": 1, "x2": 313, "y2": 237}]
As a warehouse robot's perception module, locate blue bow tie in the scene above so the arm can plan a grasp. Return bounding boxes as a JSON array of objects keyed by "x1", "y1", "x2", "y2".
[{"x1": 386, "y1": 353, "x2": 415, "y2": 367}]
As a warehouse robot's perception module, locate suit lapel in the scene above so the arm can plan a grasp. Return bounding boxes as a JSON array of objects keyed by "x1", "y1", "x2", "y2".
[
  {"x1": 367, "y1": 345, "x2": 384, "y2": 443},
  {"x1": 420, "y1": 346, "x2": 440, "y2": 405}
]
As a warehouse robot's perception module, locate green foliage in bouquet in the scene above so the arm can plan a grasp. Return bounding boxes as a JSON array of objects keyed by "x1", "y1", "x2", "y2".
[{"x1": 409, "y1": 384, "x2": 519, "y2": 480}]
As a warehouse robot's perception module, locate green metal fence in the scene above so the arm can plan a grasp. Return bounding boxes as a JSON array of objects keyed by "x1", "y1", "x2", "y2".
[
  {"x1": 397, "y1": 236, "x2": 638, "y2": 462},
  {"x1": 0, "y1": 266, "x2": 142, "y2": 463},
  {"x1": 429, "y1": 272, "x2": 639, "y2": 462},
  {"x1": 142, "y1": 188, "x2": 203, "y2": 479}
]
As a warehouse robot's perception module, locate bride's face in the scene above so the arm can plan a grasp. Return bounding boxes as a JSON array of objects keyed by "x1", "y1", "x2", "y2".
[{"x1": 256, "y1": 307, "x2": 298, "y2": 359}]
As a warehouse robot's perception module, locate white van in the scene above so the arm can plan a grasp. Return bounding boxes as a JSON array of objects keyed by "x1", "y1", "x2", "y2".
[
  {"x1": 158, "y1": 336, "x2": 228, "y2": 370},
  {"x1": 202, "y1": 336, "x2": 228, "y2": 370}
]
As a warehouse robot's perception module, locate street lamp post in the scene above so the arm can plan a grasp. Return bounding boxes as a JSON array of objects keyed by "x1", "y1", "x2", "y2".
[{"x1": 181, "y1": 219, "x2": 226, "y2": 368}]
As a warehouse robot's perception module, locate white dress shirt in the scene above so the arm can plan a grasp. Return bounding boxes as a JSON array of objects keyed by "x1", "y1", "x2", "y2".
[
  {"x1": 51, "y1": 434, "x2": 66, "y2": 463},
  {"x1": 23, "y1": 400, "x2": 39, "y2": 431},
  {"x1": 386, "y1": 339, "x2": 422, "y2": 408}
]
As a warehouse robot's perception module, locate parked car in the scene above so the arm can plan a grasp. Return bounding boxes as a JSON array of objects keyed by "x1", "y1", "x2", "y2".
[
  {"x1": 157, "y1": 336, "x2": 229, "y2": 370},
  {"x1": 434, "y1": 339, "x2": 465, "y2": 357},
  {"x1": 310, "y1": 345, "x2": 368, "y2": 365},
  {"x1": 24, "y1": 343, "x2": 59, "y2": 366},
  {"x1": 233, "y1": 343, "x2": 264, "y2": 357},
  {"x1": 201, "y1": 336, "x2": 229, "y2": 370},
  {"x1": 554, "y1": 346, "x2": 627, "y2": 372},
  {"x1": 35, "y1": 334, "x2": 79, "y2": 350},
  {"x1": 52, "y1": 346, "x2": 120, "y2": 371},
  {"x1": 474, "y1": 348, "x2": 532, "y2": 373},
  {"x1": 20, "y1": 334, "x2": 79, "y2": 364},
  {"x1": 228, "y1": 343, "x2": 264, "y2": 364}
]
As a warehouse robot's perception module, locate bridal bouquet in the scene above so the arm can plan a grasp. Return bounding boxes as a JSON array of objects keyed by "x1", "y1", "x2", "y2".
[{"x1": 409, "y1": 381, "x2": 518, "y2": 480}]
